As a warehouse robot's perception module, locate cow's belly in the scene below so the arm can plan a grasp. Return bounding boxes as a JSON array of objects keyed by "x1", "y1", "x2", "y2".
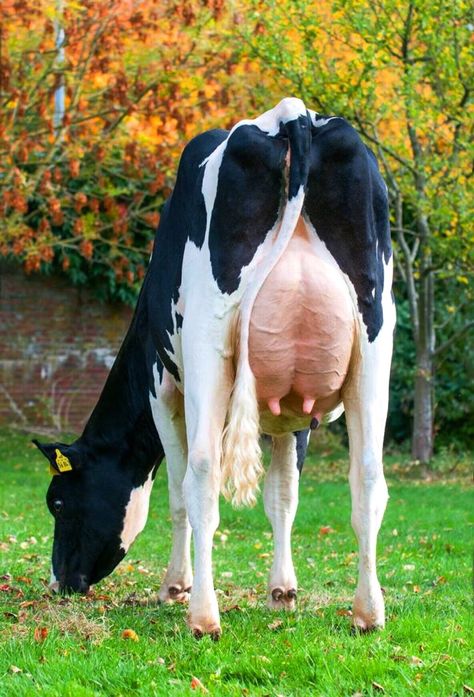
[{"x1": 249, "y1": 229, "x2": 355, "y2": 428}]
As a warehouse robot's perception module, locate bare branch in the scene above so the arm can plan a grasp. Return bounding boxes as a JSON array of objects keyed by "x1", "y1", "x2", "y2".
[{"x1": 434, "y1": 321, "x2": 474, "y2": 358}]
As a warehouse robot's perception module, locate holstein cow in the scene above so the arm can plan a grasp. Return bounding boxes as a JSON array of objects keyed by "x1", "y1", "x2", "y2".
[{"x1": 34, "y1": 98, "x2": 395, "y2": 639}]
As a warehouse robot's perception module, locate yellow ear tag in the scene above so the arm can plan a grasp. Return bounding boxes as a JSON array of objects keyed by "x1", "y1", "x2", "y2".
[{"x1": 55, "y1": 449, "x2": 73, "y2": 472}]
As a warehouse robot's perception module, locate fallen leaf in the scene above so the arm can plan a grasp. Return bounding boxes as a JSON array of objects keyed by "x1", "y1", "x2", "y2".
[
  {"x1": 122, "y1": 628, "x2": 139, "y2": 641},
  {"x1": 34, "y1": 626, "x2": 48, "y2": 642},
  {"x1": 16, "y1": 576, "x2": 32, "y2": 584},
  {"x1": 0, "y1": 584, "x2": 12, "y2": 592},
  {"x1": 190, "y1": 676, "x2": 208, "y2": 692},
  {"x1": 20, "y1": 600, "x2": 36, "y2": 607},
  {"x1": 372, "y1": 682, "x2": 385, "y2": 693},
  {"x1": 222, "y1": 604, "x2": 241, "y2": 614},
  {"x1": 9, "y1": 665, "x2": 22, "y2": 674},
  {"x1": 319, "y1": 526, "x2": 334, "y2": 535},
  {"x1": 267, "y1": 619, "x2": 283, "y2": 630},
  {"x1": 336, "y1": 608, "x2": 353, "y2": 617},
  {"x1": 410, "y1": 656, "x2": 423, "y2": 666},
  {"x1": 463, "y1": 685, "x2": 474, "y2": 695}
]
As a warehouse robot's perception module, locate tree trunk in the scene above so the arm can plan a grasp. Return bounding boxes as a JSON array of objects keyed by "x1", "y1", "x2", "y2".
[
  {"x1": 412, "y1": 347, "x2": 433, "y2": 462},
  {"x1": 411, "y1": 260, "x2": 435, "y2": 463}
]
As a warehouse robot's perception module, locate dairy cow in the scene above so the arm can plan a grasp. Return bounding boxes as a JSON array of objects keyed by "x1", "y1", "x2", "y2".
[{"x1": 34, "y1": 98, "x2": 395, "y2": 639}]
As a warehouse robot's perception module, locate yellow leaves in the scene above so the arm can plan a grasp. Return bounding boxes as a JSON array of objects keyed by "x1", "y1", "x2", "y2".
[{"x1": 92, "y1": 74, "x2": 110, "y2": 89}]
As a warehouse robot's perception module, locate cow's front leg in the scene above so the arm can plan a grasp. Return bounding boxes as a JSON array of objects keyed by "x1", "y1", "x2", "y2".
[
  {"x1": 149, "y1": 368, "x2": 192, "y2": 604},
  {"x1": 343, "y1": 287, "x2": 395, "y2": 631},
  {"x1": 264, "y1": 433, "x2": 302, "y2": 610}
]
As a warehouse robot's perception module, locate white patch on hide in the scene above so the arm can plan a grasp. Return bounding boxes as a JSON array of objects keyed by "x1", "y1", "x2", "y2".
[{"x1": 120, "y1": 472, "x2": 154, "y2": 552}]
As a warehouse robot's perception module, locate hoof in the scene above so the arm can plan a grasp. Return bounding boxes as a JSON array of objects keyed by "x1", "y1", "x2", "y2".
[
  {"x1": 352, "y1": 588, "x2": 385, "y2": 632},
  {"x1": 268, "y1": 587, "x2": 297, "y2": 611},
  {"x1": 351, "y1": 615, "x2": 385, "y2": 633},
  {"x1": 189, "y1": 621, "x2": 222, "y2": 641},
  {"x1": 158, "y1": 583, "x2": 192, "y2": 604}
]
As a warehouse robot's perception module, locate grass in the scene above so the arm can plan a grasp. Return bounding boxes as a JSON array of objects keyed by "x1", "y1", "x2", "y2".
[{"x1": 0, "y1": 427, "x2": 473, "y2": 696}]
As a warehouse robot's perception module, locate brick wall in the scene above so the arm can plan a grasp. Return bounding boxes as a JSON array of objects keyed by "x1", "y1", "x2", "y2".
[{"x1": 0, "y1": 263, "x2": 133, "y2": 435}]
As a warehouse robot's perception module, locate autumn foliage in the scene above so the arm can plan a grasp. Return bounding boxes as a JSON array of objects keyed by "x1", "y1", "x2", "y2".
[{"x1": 0, "y1": 0, "x2": 250, "y2": 301}]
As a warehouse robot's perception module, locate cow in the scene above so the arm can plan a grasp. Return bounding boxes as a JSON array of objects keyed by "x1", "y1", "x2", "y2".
[{"x1": 34, "y1": 98, "x2": 395, "y2": 640}]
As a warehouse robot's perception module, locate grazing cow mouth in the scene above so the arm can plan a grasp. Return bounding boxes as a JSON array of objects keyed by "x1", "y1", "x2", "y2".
[{"x1": 49, "y1": 572, "x2": 90, "y2": 595}]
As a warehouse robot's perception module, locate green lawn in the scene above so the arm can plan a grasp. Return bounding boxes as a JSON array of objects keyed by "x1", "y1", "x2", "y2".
[{"x1": 0, "y1": 428, "x2": 472, "y2": 696}]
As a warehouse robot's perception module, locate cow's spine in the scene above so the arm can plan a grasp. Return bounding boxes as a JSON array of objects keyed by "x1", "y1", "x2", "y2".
[{"x1": 221, "y1": 101, "x2": 311, "y2": 507}]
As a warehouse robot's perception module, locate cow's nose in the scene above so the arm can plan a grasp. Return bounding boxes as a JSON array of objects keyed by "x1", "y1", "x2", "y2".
[
  {"x1": 77, "y1": 574, "x2": 90, "y2": 594},
  {"x1": 60, "y1": 573, "x2": 90, "y2": 595}
]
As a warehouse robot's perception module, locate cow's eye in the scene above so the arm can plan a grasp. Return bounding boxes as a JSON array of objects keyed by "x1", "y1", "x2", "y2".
[{"x1": 53, "y1": 499, "x2": 64, "y2": 514}]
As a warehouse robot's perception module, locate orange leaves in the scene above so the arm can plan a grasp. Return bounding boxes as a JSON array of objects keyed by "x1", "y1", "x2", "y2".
[
  {"x1": 190, "y1": 676, "x2": 209, "y2": 693},
  {"x1": 33, "y1": 626, "x2": 48, "y2": 642},
  {"x1": 0, "y1": 0, "x2": 257, "y2": 303},
  {"x1": 69, "y1": 160, "x2": 81, "y2": 178},
  {"x1": 122, "y1": 628, "x2": 139, "y2": 641},
  {"x1": 80, "y1": 240, "x2": 94, "y2": 260}
]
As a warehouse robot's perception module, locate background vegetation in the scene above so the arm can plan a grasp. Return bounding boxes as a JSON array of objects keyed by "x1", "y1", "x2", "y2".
[{"x1": 0, "y1": 0, "x2": 473, "y2": 459}]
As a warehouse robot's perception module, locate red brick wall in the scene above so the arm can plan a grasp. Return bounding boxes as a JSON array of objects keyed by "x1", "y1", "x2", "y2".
[{"x1": 0, "y1": 263, "x2": 133, "y2": 435}]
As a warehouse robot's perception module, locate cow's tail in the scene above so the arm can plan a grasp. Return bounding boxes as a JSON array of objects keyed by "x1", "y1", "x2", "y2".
[{"x1": 221, "y1": 99, "x2": 311, "y2": 507}]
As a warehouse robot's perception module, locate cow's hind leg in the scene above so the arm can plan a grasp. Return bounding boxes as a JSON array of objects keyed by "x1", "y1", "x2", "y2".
[
  {"x1": 149, "y1": 369, "x2": 192, "y2": 604},
  {"x1": 343, "y1": 295, "x2": 395, "y2": 631},
  {"x1": 264, "y1": 432, "x2": 307, "y2": 610},
  {"x1": 183, "y1": 357, "x2": 233, "y2": 639}
]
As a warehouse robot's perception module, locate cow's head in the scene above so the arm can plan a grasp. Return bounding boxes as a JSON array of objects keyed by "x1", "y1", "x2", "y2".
[{"x1": 33, "y1": 439, "x2": 153, "y2": 594}]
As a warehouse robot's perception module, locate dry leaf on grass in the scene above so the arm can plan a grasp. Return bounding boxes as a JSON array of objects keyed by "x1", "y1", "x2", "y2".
[
  {"x1": 372, "y1": 682, "x2": 385, "y2": 693},
  {"x1": 122, "y1": 628, "x2": 139, "y2": 641},
  {"x1": 190, "y1": 676, "x2": 208, "y2": 692},
  {"x1": 319, "y1": 526, "x2": 334, "y2": 535},
  {"x1": 410, "y1": 656, "x2": 424, "y2": 666},
  {"x1": 34, "y1": 626, "x2": 48, "y2": 642},
  {"x1": 267, "y1": 619, "x2": 283, "y2": 631}
]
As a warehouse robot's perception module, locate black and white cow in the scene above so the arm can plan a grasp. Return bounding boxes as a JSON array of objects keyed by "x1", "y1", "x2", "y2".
[{"x1": 34, "y1": 98, "x2": 395, "y2": 639}]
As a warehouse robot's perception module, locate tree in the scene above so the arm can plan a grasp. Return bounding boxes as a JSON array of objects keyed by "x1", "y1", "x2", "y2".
[
  {"x1": 0, "y1": 0, "x2": 249, "y2": 301},
  {"x1": 234, "y1": 0, "x2": 474, "y2": 461}
]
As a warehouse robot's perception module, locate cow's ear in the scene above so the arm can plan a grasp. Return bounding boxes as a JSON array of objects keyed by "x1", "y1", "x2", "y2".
[{"x1": 32, "y1": 440, "x2": 82, "y2": 475}]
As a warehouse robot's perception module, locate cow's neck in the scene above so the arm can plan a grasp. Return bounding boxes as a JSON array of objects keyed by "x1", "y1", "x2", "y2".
[{"x1": 81, "y1": 300, "x2": 163, "y2": 483}]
